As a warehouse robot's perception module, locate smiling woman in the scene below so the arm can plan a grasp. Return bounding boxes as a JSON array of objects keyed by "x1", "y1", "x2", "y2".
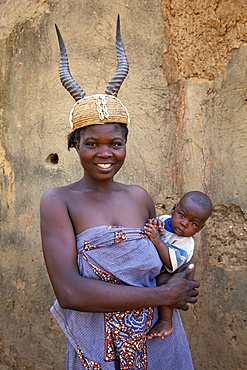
[
  {"x1": 40, "y1": 15, "x2": 199, "y2": 370},
  {"x1": 74, "y1": 124, "x2": 127, "y2": 184}
]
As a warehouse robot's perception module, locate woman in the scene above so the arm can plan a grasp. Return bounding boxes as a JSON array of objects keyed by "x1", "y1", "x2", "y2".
[{"x1": 40, "y1": 17, "x2": 199, "y2": 369}]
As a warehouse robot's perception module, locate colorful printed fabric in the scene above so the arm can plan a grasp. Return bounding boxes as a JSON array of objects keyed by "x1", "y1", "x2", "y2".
[{"x1": 51, "y1": 226, "x2": 194, "y2": 369}]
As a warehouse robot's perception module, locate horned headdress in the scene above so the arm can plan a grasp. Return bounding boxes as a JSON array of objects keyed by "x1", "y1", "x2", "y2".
[{"x1": 55, "y1": 15, "x2": 130, "y2": 131}]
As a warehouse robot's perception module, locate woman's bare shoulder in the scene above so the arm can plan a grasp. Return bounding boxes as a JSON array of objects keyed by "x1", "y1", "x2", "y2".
[
  {"x1": 40, "y1": 183, "x2": 80, "y2": 213},
  {"x1": 122, "y1": 183, "x2": 151, "y2": 197},
  {"x1": 41, "y1": 182, "x2": 80, "y2": 201},
  {"x1": 124, "y1": 184, "x2": 155, "y2": 218},
  {"x1": 41, "y1": 187, "x2": 64, "y2": 203}
]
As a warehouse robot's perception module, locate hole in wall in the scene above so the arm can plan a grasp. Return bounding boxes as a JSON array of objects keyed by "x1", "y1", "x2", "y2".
[{"x1": 46, "y1": 153, "x2": 59, "y2": 165}]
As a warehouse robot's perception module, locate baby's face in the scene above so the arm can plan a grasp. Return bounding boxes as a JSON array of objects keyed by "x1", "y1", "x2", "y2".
[{"x1": 170, "y1": 198, "x2": 207, "y2": 237}]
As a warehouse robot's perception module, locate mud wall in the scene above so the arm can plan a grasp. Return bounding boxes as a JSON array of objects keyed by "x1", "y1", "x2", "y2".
[{"x1": 0, "y1": 1, "x2": 246, "y2": 369}]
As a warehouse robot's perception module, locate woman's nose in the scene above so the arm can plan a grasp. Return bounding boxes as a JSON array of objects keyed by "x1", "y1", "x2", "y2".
[{"x1": 97, "y1": 146, "x2": 113, "y2": 157}]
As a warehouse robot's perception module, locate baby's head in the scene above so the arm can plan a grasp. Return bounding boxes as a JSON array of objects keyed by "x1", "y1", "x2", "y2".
[{"x1": 170, "y1": 191, "x2": 213, "y2": 237}]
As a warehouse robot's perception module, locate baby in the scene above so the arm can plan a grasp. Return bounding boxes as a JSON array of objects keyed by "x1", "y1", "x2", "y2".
[{"x1": 145, "y1": 190, "x2": 212, "y2": 339}]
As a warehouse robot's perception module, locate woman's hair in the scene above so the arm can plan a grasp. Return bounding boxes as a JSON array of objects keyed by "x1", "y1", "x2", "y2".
[
  {"x1": 68, "y1": 129, "x2": 81, "y2": 150},
  {"x1": 68, "y1": 123, "x2": 129, "y2": 150}
]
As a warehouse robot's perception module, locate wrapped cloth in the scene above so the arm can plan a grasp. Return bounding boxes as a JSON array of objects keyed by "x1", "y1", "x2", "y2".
[{"x1": 51, "y1": 225, "x2": 194, "y2": 370}]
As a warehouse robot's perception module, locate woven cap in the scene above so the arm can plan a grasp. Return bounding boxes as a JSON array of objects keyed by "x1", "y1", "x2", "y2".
[{"x1": 69, "y1": 94, "x2": 130, "y2": 131}]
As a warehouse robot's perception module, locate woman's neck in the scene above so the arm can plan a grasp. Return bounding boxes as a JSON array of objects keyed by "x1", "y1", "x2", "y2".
[{"x1": 79, "y1": 176, "x2": 119, "y2": 193}]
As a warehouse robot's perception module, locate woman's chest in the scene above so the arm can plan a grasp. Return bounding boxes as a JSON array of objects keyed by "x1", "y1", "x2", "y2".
[
  {"x1": 77, "y1": 226, "x2": 162, "y2": 285},
  {"x1": 67, "y1": 192, "x2": 150, "y2": 233}
]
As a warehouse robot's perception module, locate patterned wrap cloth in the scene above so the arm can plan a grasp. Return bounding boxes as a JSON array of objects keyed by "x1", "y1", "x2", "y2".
[{"x1": 51, "y1": 226, "x2": 194, "y2": 370}]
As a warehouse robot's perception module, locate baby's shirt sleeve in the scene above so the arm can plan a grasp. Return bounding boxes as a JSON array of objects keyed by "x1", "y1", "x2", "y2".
[{"x1": 159, "y1": 233, "x2": 194, "y2": 273}]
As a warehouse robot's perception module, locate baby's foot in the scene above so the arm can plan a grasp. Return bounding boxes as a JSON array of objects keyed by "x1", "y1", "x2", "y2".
[{"x1": 146, "y1": 319, "x2": 173, "y2": 339}]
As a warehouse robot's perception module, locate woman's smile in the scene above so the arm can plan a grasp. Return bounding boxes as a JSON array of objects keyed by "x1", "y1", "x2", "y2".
[{"x1": 95, "y1": 163, "x2": 113, "y2": 169}]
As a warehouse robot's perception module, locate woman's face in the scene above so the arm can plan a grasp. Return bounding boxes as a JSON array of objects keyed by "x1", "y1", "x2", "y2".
[{"x1": 75, "y1": 123, "x2": 127, "y2": 181}]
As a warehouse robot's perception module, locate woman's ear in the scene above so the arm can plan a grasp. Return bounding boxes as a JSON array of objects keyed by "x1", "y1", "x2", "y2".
[{"x1": 75, "y1": 141, "x2": 80, "y2": 154}]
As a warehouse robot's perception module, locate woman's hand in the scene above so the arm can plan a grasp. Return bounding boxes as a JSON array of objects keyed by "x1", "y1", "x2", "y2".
[{"x1": 158, "y1": 264, "x2": 199, "y2": 310}]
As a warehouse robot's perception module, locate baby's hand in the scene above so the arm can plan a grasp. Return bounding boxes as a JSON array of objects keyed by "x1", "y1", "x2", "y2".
[
  {"x1": 144, "y1": 223, "x2": 162, "y2": 246},
  {"x1": 146, "y1": 218, "x2": 164, "y2": 232}
]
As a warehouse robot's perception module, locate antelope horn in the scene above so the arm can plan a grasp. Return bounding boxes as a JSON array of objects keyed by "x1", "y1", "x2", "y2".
[
  {"x1": 105, "y1": 15, "x2": 129, "y2": 96},
  {"x1": 55, "y1": 24, "x2": 86, "y2": 101}
]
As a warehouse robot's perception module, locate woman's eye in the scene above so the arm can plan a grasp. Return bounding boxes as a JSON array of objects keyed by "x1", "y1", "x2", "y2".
[
  {"x1": 86, "y1": 142, "x2": 97, "y2": 147},
  {"x1": 112, "y1": 142, "x2": 122, "y2": 147}
]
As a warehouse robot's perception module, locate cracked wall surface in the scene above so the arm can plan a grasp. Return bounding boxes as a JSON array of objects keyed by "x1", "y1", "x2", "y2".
[
  {"x1": 0, "y1": 1, "x2": 246, "y2": 369},
  {"x1": 160, "y1": 2, "x2": 247, "y2": 369},
  {"x1": 162, "y1": 0, "x2": 247, "y2": 82},
  {"x1": 0, "y1": 0, "x2": 51, "y2": 39},
  {"x1": 0, "y1": 145, "x2": 15, "y2": 209},
  {"x1": 207, "y1": 204, "x2": 247, "y2": 269}
]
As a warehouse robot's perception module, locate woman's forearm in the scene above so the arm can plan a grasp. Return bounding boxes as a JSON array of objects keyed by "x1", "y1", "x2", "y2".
[
  {"x1": 57, "y1": 278, "x2": 160, "y2": 312},
  {"x1": 55, "y1": 264, "x2": 199, "y2": 312}
]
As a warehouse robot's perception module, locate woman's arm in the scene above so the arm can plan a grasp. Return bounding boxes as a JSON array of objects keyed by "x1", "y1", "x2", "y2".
[{"x1": 40, "y1": 189, "x2": 199, "y2": 313}]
